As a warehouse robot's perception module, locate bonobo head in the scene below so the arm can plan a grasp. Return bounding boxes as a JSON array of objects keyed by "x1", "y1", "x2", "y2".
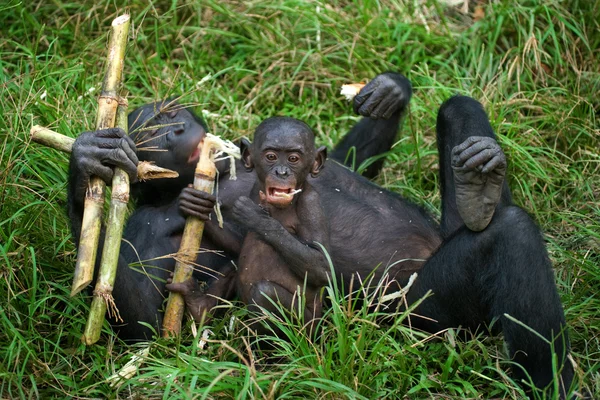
[
  {"x1": 128, "y1": 99, "x2": 207, "y2": 181},
  {"x1": 241, "y1": 117, "x2": 326, "y2": 208}
]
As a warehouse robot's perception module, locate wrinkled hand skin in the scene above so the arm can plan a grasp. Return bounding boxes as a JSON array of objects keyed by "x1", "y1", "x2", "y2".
[
  {"x1": 452, "y1": 136, "x2": 507, "y2": 231},
  {"x1": 353, "y1": 72, "x2": 411, "y2": 119},
  {"x1": 71, "y1": 128, "x2": 139, "y2": 188},
  {"x1": 177, "y1": 184, "x2": 216, "y2": 221},
  {"x1": 165, "y1": 277, "x2": 217, "y2": 323},
  {"x1": 231, "y1": 196, "x2": 274, "y2": 233}
]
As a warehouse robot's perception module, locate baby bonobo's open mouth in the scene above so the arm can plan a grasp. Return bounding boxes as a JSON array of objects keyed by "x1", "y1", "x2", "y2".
[{"x1": 260, "y1": 186, "x2": 302, "y2": 208}]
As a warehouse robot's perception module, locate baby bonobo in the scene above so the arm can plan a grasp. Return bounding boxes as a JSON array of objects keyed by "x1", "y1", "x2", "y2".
[
  {"x1": 233, "y1": 117, "x2": 330, "y2": 332},
  {"x1": 168, "y1": 117, "x2": 330, "y2": 332}
]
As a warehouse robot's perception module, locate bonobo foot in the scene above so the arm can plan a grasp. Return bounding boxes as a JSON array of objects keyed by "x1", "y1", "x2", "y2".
[
  {"x1": 452, "y1": 136, "x2": 506, "y2": 231},
  {"x1": 165, "y1": 277, "x2": 217, "y2": 323}
]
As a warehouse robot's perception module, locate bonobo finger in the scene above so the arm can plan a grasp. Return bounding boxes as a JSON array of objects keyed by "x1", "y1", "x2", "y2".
[
  {"x1": 381, "y1": 99, "x2": 401, "y2": 119},
  {"x1": 181, "y1": 187, "x2": 216, "y2": 205},
  {"x1": 454, "y1": 141, "x2": 490, "y2": 163},
  {"x1": 357, "y1": 93, "x2": 384, "y2": 118},
  {"x1": 371, "y1": 93, "x2": 399, "y2": 120},
  {"x1": 179, "y1": 198, "x2": 213, "y2": 214},
  {"x1": 80, "y1": 158, "x2": 114, "y2": 183},
  {"x1": 461, "y1": 148, "x2": 498, "y2": 169},
  {"x1": 120, "y1": 136, "x2": 139, "y2": 166},
  {"x1": 481, "y1": 154, "x2": 507, "y2": 174},
  {"x1": 165, "y1": 282, "x2": 190, "y2": 295},
  {"x1": 353, "y1": 81, "x2": 378, "y2": 114},
  {"x1": 115, "y1": 139, "x2": 139, "y2": 183},
  {"x1": 181, "y1": 204, "x2": 214, "y2": 217},
  {"x1": 180, "y1": 204, "x2": 211, "y2": 221},
  {"x1": 99, "y1": 147, "x2": 138, "y2": 181},
  {"x1": 452, "y1": 136, "x2": 485, "y2": 155},
  {"x1": 179, "y1": 195, "x2": 215, "y2": 211},
  {"x1": 96, "y1": 127, "x2": 128, "y2": 139},
  {"x1": 452, "y1": 138, "x2": 498, "y2": 166}
]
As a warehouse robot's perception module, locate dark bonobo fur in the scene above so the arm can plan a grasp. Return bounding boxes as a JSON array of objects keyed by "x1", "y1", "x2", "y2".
[{"x1": 68, "y1": 72, "x2": 574, "y2": 397}]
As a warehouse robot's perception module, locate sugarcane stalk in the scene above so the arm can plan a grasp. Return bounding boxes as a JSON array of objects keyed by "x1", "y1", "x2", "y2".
[
  {"x1": 73, "y1": 14, "x2": 130, "y2": 298},
  {"x1": 29, "y1": 125, "x2": 179, "y2": 181},
  {"x1": 30, "y1": 125, "x2": 75, "y2": 152},
  {"x1": 161, "y1": 137, "x2": 219, "y2": 338},
  {"x1": 81, "y1": 97, "x2": 130, "y2": 345}
]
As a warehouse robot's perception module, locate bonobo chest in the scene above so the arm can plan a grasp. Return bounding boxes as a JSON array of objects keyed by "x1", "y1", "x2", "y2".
[
  {"x1": 236, "y1": 207, "x2": 303, "y2": 300},
  {"x1": 267, "y1": 206, "x2": 299, "y2": 235}
]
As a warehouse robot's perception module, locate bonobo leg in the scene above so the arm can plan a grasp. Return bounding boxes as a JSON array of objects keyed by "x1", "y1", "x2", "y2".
[
  {"x1": 331, "y1": 72, "x2": 412, "y2": 178},
  {"x1": 406, "y1": 96, "x2": 573, "y2": 397},
  {"x1": 436, "y1": 96, "x2": 511, "y2": 237},
  {"x1": 247, "y1": 281, "x2": 321, "y2": 336},
  {"x1": 407, "y1": 208, "x2": 573, "y2": 397}
]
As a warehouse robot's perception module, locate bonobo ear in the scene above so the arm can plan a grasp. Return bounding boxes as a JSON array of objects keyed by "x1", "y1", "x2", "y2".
[
  {"x1": 311, "y1": 146, "x2": 327, "y2": 177},
  {"x1": 240, "y1": 138, "x2": 254, "y2": 171}
]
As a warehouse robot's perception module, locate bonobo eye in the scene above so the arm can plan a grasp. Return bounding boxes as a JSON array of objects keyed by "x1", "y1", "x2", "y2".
[
  {"x1": 265, "y1": 152, "x2": 277, "y2": 162},
  {"x1": 167, "y1": 110, "x2": 178, "y2": 119},
  {"x1": 288, "y1": 154, "x2": 300, "y2": 164}
]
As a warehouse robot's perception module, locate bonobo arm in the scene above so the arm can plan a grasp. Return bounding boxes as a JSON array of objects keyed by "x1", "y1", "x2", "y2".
[
  {"x1": 331, "y1": 72, "x2": 412, "y2": 178},
  {"x1": 178, "y1": 185, "x2": 243, "y2": 255},
  {"x1": 452, "y1": 136, "x2": 506, "y2": 231},
  {"x1": 232, "y1": 190, "x2": 330, "y2": 287},
  {"x1": 165, "y1": 262, "x2": 237, "y2": 322},
  {"x1": 203, "y1": 219, "x2": 244, "y2": 256},
  {"x1": 67, "y1": 128, "x2": 138, "y2": 243}
]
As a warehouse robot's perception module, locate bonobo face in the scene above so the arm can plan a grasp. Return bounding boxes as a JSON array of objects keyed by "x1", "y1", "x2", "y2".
[
  {"x1": 128, "y1": 100, "x2": 206, "y2": 174},
  {"x1": 247, "y1": 117, "x2": 323, "y2": 208}
]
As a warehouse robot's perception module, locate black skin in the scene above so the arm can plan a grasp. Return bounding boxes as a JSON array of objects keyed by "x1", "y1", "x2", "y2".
[{"x1": 68, "y1": 73, "x2": 574, "y2": 398}]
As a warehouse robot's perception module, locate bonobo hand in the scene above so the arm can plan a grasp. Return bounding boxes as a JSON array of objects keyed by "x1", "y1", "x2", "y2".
[
  {"x1": 178, "y1": 184, "x2": 216, "y2": 221},
  {"x1": 452, "y1": 136, "x2": 507, "y2": 232},
  {"x1": 71, "y1": 128, "x2": 139, "y2": 185},
  {"x1": 165, "y1": 276, "x2": 217, "y2": 323},
  {"x1": 231, "y1": 196, "x2": 273, "y2": 232},
  {"x1": 354, "y1": 72, "x2": 412, "y2": 119}
]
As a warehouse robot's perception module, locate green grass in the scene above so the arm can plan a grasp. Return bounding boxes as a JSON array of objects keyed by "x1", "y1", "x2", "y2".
[{"x1": 1, "y1": 0, "x2": 599, "y2": 398}]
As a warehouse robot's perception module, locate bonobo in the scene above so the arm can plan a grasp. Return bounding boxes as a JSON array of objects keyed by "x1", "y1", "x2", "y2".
[
  {"x1": 68, "y1": 71, "x2": 575, "y2": 397},
  {"x1": 68, "y1": 72, "x2": 412, "y2": 336},
  {"x1": 168, "y1": 118, "x2": 331, "y2": 329},
  {"x1": 234, "y1": 117, "x2": 329, "y2": 329}
]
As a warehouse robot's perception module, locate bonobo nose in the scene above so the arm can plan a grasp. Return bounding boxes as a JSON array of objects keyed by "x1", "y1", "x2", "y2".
[
  {"x1": 174, "y1": 123, "x2": 185, "y2": 135},
  {"x1": 275, "y1": 166, "x2": 289, "y2": 177}
]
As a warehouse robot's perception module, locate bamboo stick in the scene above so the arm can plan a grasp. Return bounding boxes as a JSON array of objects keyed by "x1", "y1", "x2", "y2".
[
  {"x1": 74, "y1": 14, "x2": 130, "y2": 298},
  {"x1": 29, "y1": 125, "x2": 179, "y2": 181},
  {"x1": 162, "y1": 137, "x2": 218, "y2": 338},
  {"x1": 82, "y1": 97, "x2": 130, "y2": 345}
]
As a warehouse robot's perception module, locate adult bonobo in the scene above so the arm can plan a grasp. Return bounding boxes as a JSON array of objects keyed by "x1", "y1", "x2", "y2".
[
  {"x1": 68, "y1": 72, "x2": 574, "y2": 397},
  {"x1": 68, "y1": 72, "x2": 411, "y2": 336}
]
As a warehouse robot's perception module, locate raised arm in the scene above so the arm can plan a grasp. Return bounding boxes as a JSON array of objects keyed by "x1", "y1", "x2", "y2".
[{"x1": 331, "y1": 72, "x2": 412, "y2": 178}]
